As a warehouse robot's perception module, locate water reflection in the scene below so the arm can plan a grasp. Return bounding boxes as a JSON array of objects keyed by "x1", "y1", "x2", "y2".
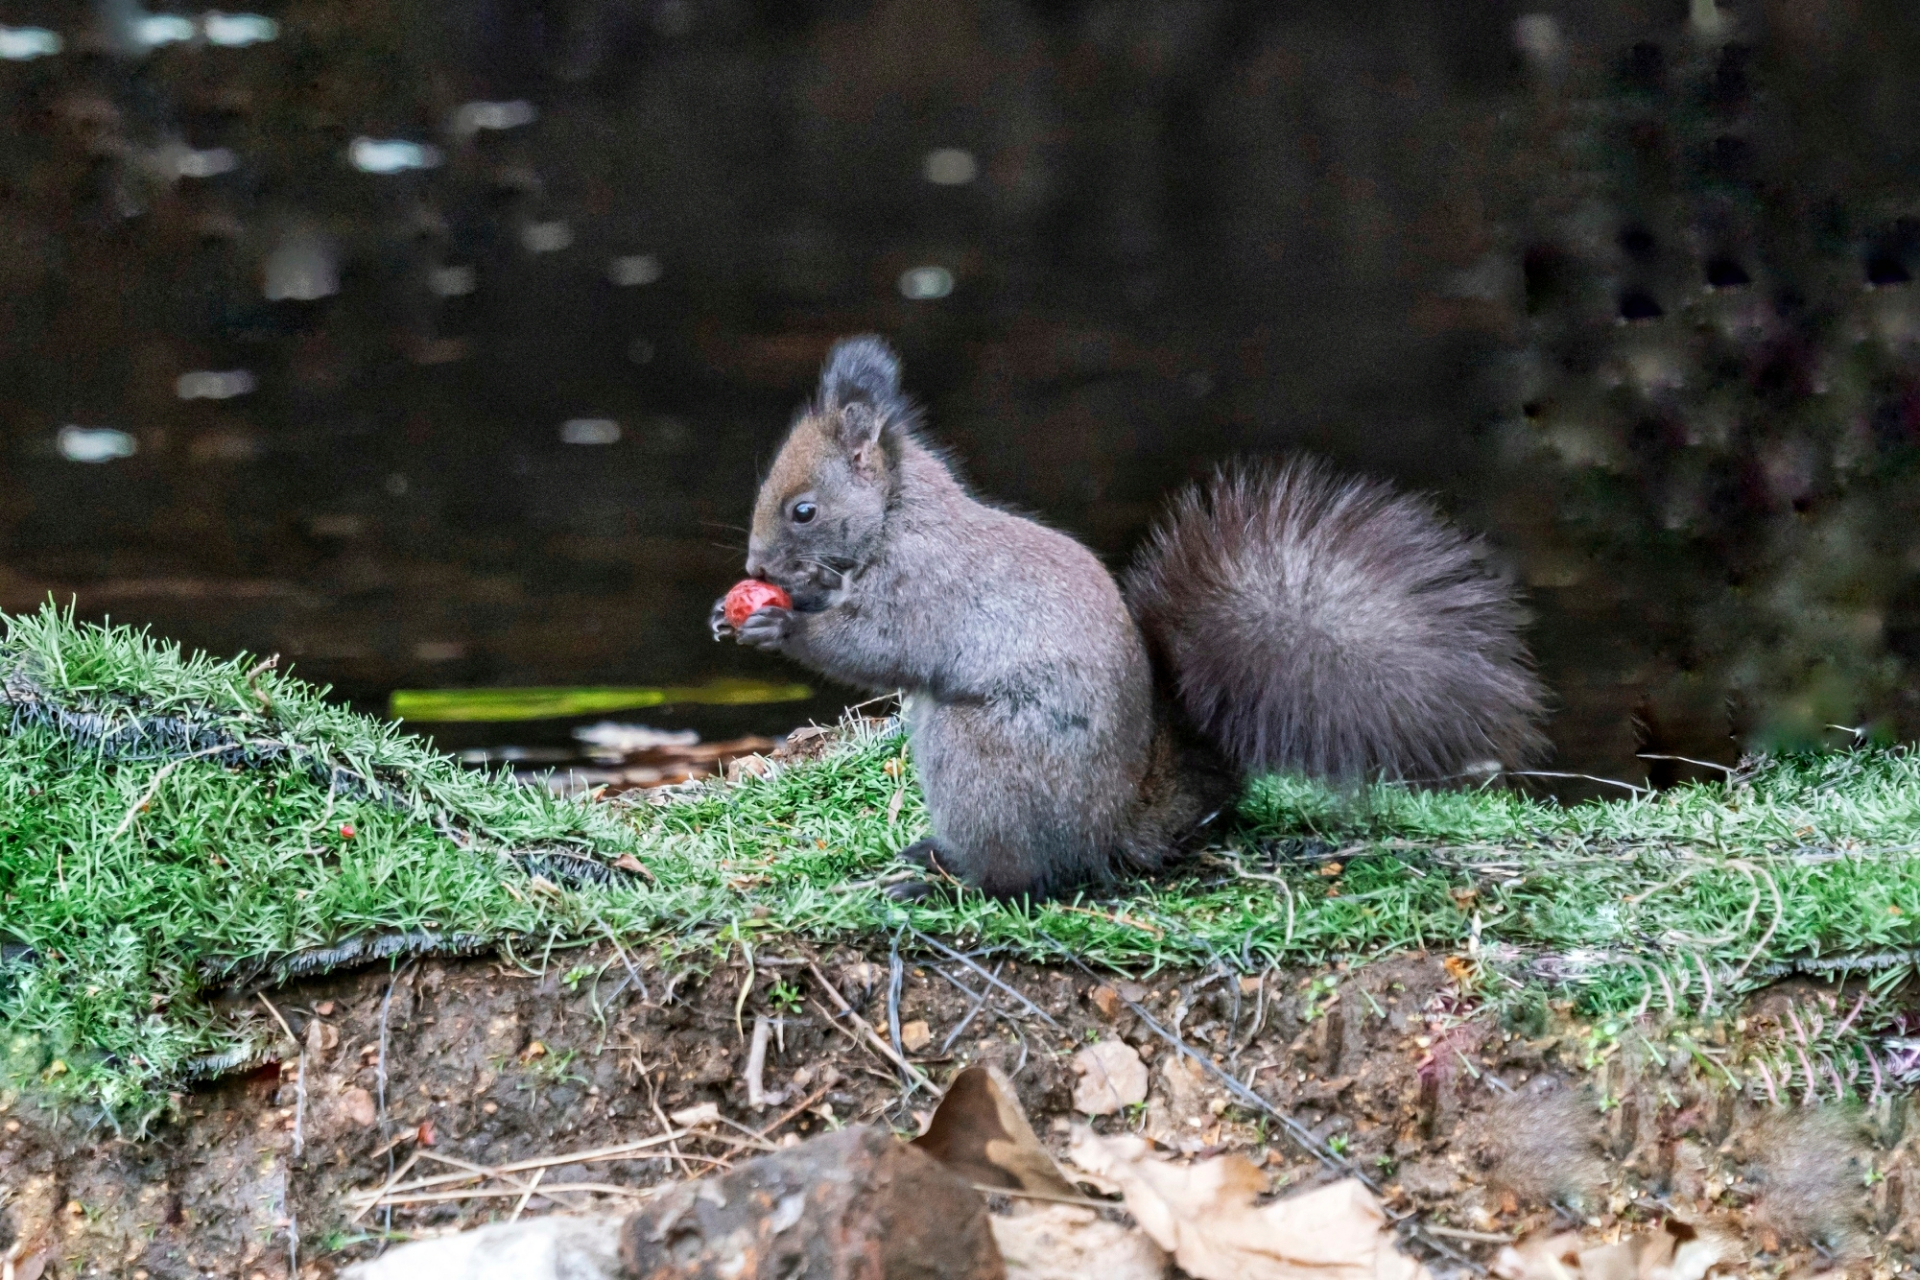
[{"x1": 6, "y1": 2, "x2": 1920, "y2": 794}]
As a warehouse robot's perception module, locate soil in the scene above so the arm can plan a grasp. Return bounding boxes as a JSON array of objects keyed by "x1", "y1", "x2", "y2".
[{"x1": 0, "y1": 946, "x2": 1914, "y2": 1278}]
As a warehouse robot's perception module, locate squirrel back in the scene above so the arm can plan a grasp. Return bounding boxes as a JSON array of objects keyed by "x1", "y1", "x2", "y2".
[{"x1": 1123, "y1": 457, "x2": 1547, "y2": 782}]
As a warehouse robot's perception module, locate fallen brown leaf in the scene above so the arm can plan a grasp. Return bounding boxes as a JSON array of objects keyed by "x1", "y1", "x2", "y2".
[
  {"x1": 1067, "y1": 1130, "x2": 1431, "y2": 1280},
  {"x1": 913, "y1": 1064, "x2": 1079, "y2": 1198},
  {"x1": 342, "y1": 1086, "x2": 377, "y2": 1128},
  {"x1": 668, "y1": 1102, "x2": 721, "y2": 1127},
  {"x1": 992, "y1": 1203, "x2": 1169, "y2": 1280},
  {"x1": 1071, "y1": 1040, "x2": 1149, "y2": 1116},
  {"x1": 1491, "y1": 1218, "x2": 1736, "y2": 1280}
]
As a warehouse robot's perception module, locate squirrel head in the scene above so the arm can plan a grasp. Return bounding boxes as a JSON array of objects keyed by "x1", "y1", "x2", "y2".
[{"x1": 747, "y1": 335, "x2": 910, "y2": 609}]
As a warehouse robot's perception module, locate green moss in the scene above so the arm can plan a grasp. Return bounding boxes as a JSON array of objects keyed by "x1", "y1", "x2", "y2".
[{"x1": 3, "y1": 604, "x2": 1918, "y2": 1121}]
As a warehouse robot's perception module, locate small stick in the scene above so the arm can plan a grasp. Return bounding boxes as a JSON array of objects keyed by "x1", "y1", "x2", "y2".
[
  {"x1": 937, "y1": 961, "x2": 1003, "y2": 1052},
  {"x1": 1057, "y1": 905, "x2": 1164, "y2": 938},
  {"x1": 112, "y1": 744, "x2": 233, "y2": 837},
  {"x1": 906, "y1": 930, "x2": 1062, "y2": 1029},
  {"x1": 349, "y1": 1131, "x2": 695, "y2": 1201},
  {"x1": 806, "y1": 962, "x2": 932, "y2": 1092},
  {"x1": 376, "y1": 960, "x2": 415, "y2": 1243},
  {"x1": 745, "y1": 1015, "x2": 772, "y2": 1109},
  {"x1": 507, "y1": 1167, "x2": 546, "y2": 1223},
  {"x1": 642, "y1": 1063, "x2": 692, "y2": 1179},
  {"x1": 368, "y1": 1181, "x2": 662, "y2": 1209},
  {"x1": 735, "y1": 940, "x2": 756, "y2": 1040},
  {"x1": 594, "y1": 912, "x2": 650, "y2": 1004},
  {"x1": 243, "y1": 653, "x2": 279, "y2": 709},
  {"x1": 707, "y1": 1113, "x2": 781, "y2": 1153},
  {"x1": 254, "y1": 994, "x2": 305, "y2": 1157},
  {"x1": 752, "y1": 1082, "x2": 836, "y2": 1143},
  {"x1": 971, "y1": 1184, "x2": 1121, "y2": 1211},
  {"x1": 1422, "y1": 1224, "x2": 1515, "y2": 1244},
  {"x1": 1636, "y1": 752, "x2": 1734, "y2": 774},
  {"x1": 348, "y1": 1150, "x2": 422, "y2": 1224},
  {"x1": 887, "y1": 935, "x2": 907, "y2": 1068}
]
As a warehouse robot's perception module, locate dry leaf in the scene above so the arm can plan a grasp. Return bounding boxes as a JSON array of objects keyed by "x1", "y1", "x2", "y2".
[
  {"x1": 1143, "y1": 1054, "x2": 1213, "y2": 1150},
  {"x1": 901, "y1": 1020, "x2": 932, "y2": 1053},
  {"x1": 1072, "y1": 1040, "x2": 1149, "y2": 1116},
  {"x1": 1492, "y1": 1219, "x2": 1736, "y2": 1280},
  {"x1": 6, "y1": 1249, "x2": 49, "y2": 1280},
  {"x1": 341, "y1": 1086, "x2": 377, "y2": 1128},
  {"x1": 913, "y1": 1064, "x2": 1079, "y2": 1197},
  {"x1": 1089, "y1": 986, "x2": 1123, "y2": 1020},
  {"x1": 305, "y1": 1018, "x2": 340, "y2": 1056},
  {"x1": 669, "y1": 1102, "x2": 721, "y2": 1127},
  {"x1": 341, "y1": 1213, "x2": 626, "y2": 1279},
  {"x1": 992, "y1": 1204, "x2": 1169, "y2": 1280},
  {"x1": 1068, "y1": 1130, "x2": 1431, "y2": 1280}
]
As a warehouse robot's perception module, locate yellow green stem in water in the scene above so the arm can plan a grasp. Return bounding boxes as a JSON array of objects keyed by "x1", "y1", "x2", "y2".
[{"x1": 388, "y1": 679, "x2": 813, "y2": 722}]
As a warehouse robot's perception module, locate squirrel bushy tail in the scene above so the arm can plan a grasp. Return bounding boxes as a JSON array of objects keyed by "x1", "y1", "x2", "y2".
[{"x1": 1124, "y1": 457, "x2": 1547, "y2": 782}]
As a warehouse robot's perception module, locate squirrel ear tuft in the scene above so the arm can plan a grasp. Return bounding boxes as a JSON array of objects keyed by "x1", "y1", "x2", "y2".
[
  {"x1": 820, "y1": 335, "x2": 902, "y2": 466},
  {"x1": 819, "y1": 335, "x2": 901, "y2": 412}
]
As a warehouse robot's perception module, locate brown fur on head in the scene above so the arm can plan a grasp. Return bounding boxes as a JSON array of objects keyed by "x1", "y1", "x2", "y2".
[{"x1": 747, "y1": 336, "x2": 913, "y2": 612}]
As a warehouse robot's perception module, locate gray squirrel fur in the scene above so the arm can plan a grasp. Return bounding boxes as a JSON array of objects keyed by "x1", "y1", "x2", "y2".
[{"x1": 712, "y1": 335, "x2": 1547, "y2": 899}]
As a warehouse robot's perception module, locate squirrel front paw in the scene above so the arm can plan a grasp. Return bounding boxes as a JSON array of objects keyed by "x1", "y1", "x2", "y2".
[
  {"x1": 734, "y1": 605, "x2": 794, "y2": 652},
  {"x1": 708, "y1": 596, "x2": 736, "y2": 641}
]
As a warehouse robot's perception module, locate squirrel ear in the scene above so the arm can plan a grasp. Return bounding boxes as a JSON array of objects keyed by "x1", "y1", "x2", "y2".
[
  {"x1": 820, "y1": 335, "x2": 901, "y2": 414},
  {"x1": 819, "y1": 335, "x2": 902, "y2": 471}
]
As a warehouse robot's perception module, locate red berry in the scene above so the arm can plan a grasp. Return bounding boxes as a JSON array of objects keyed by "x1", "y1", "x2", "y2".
[
  {"x1": 339, "y1": 823, "x2": 356, "y2": 839},
  {"x1": 722, "y1": 579, "x2": 792, "y2": 628}
]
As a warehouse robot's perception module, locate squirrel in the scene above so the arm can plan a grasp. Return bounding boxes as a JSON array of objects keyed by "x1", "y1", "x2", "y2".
[{"x1": 712, "y1": 335, "x2": 1547, "y2": 900}]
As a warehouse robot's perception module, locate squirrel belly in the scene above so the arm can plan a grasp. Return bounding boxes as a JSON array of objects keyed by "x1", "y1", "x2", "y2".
[{"x1": 721, "y1": 335, "x2": 1548, "y2": 900}]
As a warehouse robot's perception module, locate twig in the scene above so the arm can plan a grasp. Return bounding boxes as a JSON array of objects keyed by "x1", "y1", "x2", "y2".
[
  {"x1": 906, "y1": 930, "x2": 1062, "y2": 1029},
  {"x1": 806, "y1": 962, "x2": 932, "y2": 1092},
  {"x1": 1636, "y1": 752, "x2": 1734, "y2": 774},
  {"x1": 376, "y1": 959, "x2": 416, "y2": 1247},
  {"x1": 970, "y1": 1184, "x2": 1122, "y2": 1211},
  {"x1": 1507, "y1": 769, "x2": 1649, "y2": 796},
  {"x1": 254, "y1": 994, "x2": 307, "y2": 1160},
  {"x1": 348, "y1": 1150, "x2": 422, "y2": 1224},
  {"x1": 644, "y1": 1069, "x2": 693, "y2": 1179},
  {"x1": 707, "y1": 1113, "x2": 782, "y2": 1153},
  {"x1": 1423, "y1": 1225, "x2": 1516, "y2": 1244},
  {"x1": 745, "y1": 1015, "x2": 773, "y2": 1109},
  {"x1": 735, "y1": 939, "x2": 756, "y2": 1040},
  {"x1": 1057, "y1": 904, "x2": 1165, "y2": 938},
  {"x1": 367, "y1": 1181, "x2": 661, "y2": 1209},
  {"x1": 887, "y1": 933, "x2": 907, "y2": 1068},
  {"x1": 112, "y1": 743, "x2": 234, "y2": 837},
  {"x1": 752, "y1": 1082, "x2": 836, "y2": 1143},
  {"x1": 243, "y1": 653, "x2": 279, "y2": 710},
  {"x1": 593, "y1": 912, "x2": 650, "y2": 1005},
  {"x1": 507, "y1": 1168, "x2": 545, "y2": 1223},
  {"x1": 348, "y1": 1131, "x2": 696, "y2": 1202},
  {"x1": 937, "y1": 961, "x2": 1004, "y2": 1052}
]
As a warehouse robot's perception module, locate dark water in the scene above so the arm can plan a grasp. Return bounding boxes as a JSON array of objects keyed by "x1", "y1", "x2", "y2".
[{"x1": 6, "y1": 1, "x2": 1920, "y2": 793}]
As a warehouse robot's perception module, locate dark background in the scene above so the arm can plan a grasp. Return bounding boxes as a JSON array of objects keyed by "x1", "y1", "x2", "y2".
[{"x1": 5, "y1": 0, "x2": 1920, "y2": 790}]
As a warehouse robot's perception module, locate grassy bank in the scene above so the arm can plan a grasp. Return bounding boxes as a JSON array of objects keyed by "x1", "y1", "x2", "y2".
[{"x1": 3, "y1": 606, "x2": 1919, "y2": 1120}]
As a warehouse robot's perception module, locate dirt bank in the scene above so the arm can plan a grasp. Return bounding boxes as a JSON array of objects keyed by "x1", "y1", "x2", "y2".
[{"x1": 0, "y1": 948, "x2": 1912, "y2": 1277}]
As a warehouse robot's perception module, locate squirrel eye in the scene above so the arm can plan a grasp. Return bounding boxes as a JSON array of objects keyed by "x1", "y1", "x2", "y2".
[{"x1": 791, "y1": 501, "x2": 817, "y2": 524}]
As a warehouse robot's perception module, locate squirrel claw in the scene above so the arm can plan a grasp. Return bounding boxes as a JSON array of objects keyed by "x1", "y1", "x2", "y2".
[
  {"x1": 884, "y1": 879, "x2": 938, "y2": 903},
  {"x1": 708, "y1": 597, "x2": 736, "y2": 642}
]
